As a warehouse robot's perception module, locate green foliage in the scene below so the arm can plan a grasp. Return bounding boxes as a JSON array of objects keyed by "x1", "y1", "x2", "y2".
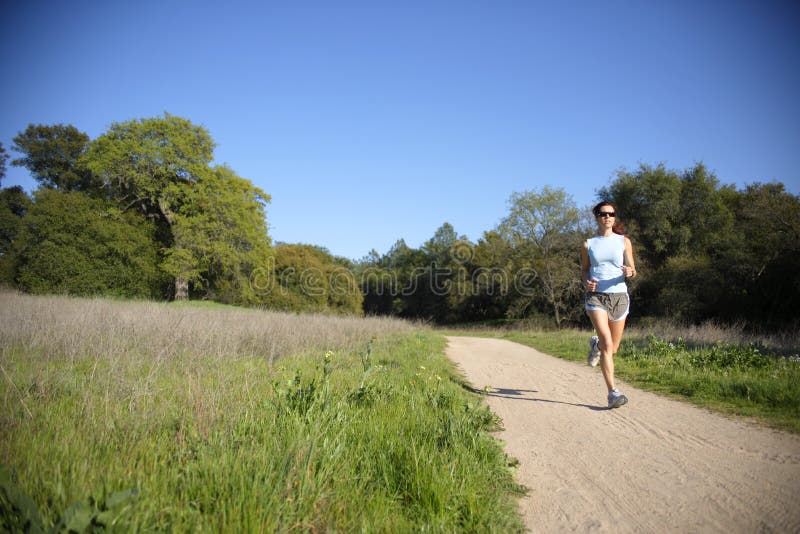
[
  {"x1": 0, "y1": 142, "x2": 8, "y2": 184},
  {"x1": 601, "y1": 164, "x2": 800, "y2": 327},
  {"x1": 498, "y1": 186, "x2": 586, "y2": 326},
  {"x1": 81, "y1": 113, "x2": 273, "y2": 303},
  {"x1": 165, "y1": 164, "x2": 272, "y2": 305},
  {"x1": 678, "y1": 164, "x2": 734, "y2": 254},
  {"x1": 13, "y1": 189, "x2": 163, "y2": 298},
  {"x1": 619, "y1": 335, "x2": 774, "y2": 370},
  {"x1": 82, "y1": 113, "x2": 215, "y2": 208},
  {"x1": 357, "y1": 189, "x2": 591, "y2": 326},
  {"x1": 414, "y1": 223, "x2": 474, "y2": 323},
  {"x1": 263, "y1": 243, "x2": 363, "y2": 315},
  {"x1": 1, "y1": 466, "x2": 137, "y2": 533},
  {"x1": 713, "y1": 182, "x2": 800, "y2": 325},
  {"x1": 358, "y1": 239, "x2": 426, "y2": 317},
  {"x1": 52, "y1": 488, "x2": 138, "y2": 533},
  {"x1": 646, "y1": 254, "x2": 724, "y2": 321},
  {"x1": 600, "y1": 163, "x2": 686, "y2": 264},
  {"x1": 0, "y1": 186, "x2": 33, "y2": 283},
  {"x1": 356, "y1": 167, "x2": 797, "y2": 327},
  {"x1": 11, "y1": 124, "x2": 94, "y2": 191},
  {"x1": 1, "y1": 466, "x2": 44, "y2": 533},
  {"x1": 461, "y1": 231, "x2": 514, "y2": 320},
  {"x1": 7, "y1": 112, "x2": 796, "y2": 327},
  {"x1": 82, "y1": 114, "x2": 217, "y2": 299}
]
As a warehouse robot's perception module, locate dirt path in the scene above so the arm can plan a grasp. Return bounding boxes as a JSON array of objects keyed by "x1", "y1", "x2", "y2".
[{"x1": 445, "y1": 336, "x2": 800, "y2": 533}]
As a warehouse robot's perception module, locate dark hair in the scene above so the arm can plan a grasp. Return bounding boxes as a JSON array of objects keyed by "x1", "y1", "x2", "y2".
[{"x1": 592, "y1": 201, "x2": 625, "y2": 235}]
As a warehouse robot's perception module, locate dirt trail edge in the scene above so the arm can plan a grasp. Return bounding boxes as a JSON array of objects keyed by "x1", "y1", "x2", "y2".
[{"x1": 445, "y1": 336, "x2": 800, "y2": 533}]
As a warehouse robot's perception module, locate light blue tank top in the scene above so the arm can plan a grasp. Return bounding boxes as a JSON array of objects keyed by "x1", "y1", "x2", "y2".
[{"x1": 587, "y1": 234, "x2": 627, "y2": 293}]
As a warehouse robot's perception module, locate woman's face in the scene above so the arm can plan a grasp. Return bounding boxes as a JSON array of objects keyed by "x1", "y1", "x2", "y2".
[{"x1": 595, "y1": 206, "x2": 616, "y2": 229}]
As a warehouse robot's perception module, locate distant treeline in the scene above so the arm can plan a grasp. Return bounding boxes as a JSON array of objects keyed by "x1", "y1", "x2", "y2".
[
  {"x1": 1, "y1": 115, "x2": 798, "y2": 328},
  {"x1": 355, "y1": 167, "x2": 799, "y2": 329}
]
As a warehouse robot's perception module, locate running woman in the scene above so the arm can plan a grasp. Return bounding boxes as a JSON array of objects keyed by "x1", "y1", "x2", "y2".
[{"x1": 580, "y1": 201, "x2": 637, "y2": 408}]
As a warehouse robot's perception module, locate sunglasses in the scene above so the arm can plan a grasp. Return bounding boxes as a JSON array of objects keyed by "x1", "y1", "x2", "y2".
[{"x1": 596, "y1": 212, "x2": 616, "y2": 218}]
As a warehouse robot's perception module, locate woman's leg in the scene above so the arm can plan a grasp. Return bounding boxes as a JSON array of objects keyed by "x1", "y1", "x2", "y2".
[
  {"x1": 609, "y1": 316, "x2": 627, "y2": 353},
  {"x1": 602, "y1": 317, "x2": 628, "y2": 393},
  {"x1": 587, "y1": 310, "x2": 616, "y2": 392}
]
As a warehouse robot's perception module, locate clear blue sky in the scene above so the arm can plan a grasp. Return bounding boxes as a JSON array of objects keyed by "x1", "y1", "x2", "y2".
[{"x1": 2, "y1": 1, "x2": 798, "y2": 261}]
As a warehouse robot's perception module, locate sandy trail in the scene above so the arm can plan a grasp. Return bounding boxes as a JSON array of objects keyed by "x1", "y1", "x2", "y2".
[{"x1": 445, "y1": 336, "x2": 800, "y2": 533}]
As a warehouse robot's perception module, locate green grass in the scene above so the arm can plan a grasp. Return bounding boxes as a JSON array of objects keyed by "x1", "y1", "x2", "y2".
[
  {"x1": 1, "y1": 293, "x2": 525, "y2": 532},
  {"x1": 491, "y1": 330, "x2": 800, "y2": 433}
]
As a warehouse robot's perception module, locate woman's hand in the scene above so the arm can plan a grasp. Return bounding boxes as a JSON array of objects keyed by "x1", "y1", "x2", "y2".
[
  {"x1": 622, "y1": 265, "x2": 636, "y2": 278},
  {"x1": 586, "y1": 278, "x2": 598, "y2": 292}
]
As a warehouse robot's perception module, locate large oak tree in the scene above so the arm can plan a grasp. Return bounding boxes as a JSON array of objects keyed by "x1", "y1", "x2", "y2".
[{"x1": 83, "y1": 113, "x2": 271, "y2": 301}]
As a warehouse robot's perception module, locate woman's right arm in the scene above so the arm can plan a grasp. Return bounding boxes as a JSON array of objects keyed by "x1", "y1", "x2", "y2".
[{"x1": 580, "y1": 241, "x2": 595, "y2": 291}]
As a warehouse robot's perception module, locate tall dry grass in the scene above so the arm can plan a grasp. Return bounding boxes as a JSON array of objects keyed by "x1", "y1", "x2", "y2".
[
  {"x1": 444, "y1": 317, "x2": 799, "y2": 355},
  {"x1": 0, "y1": 289, "x2": 418, "y2": 439},
  {"x1": 0, "y1": 291, "x2": 525, "y2": 531},
  {"x1": 0, "y1": 289, "x2": 416, "y2": 365},
  {"x1": 627, "y1": 318, "x2": 800, "y2": 355}
]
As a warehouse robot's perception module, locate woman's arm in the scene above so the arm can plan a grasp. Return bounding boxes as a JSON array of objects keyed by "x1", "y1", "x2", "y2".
[
  {"x1": 623, "y1": 236, "x2": 637, "y2": 278},
  {"x1": 580, "y1": 241, "x2": 596, "y2": 290}
]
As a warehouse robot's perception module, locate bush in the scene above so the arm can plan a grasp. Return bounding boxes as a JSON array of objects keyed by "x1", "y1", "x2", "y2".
[
  {"x1": 260, "y1": 244, "x2": 363, "y2": 315},
  {"x1": 13, "y1": 189, "x2": 164, "y2": 298}
]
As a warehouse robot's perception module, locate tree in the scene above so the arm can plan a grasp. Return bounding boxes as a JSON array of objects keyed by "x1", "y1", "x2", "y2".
[
  {"x1": 166, "y1": 164, "x2": 272, "y2": 305},
  {"x1": 463, "y1": 230, "x2": 514, "y2": 321},
  {"x1": 650, "y1": 253, "x2": 725, "y2": 321},
  {"x1": 356, "y1": 240, "x2": 410, "y2": 316},
  {"x1": 602, "y1": 163, "x2": 798, "y2": 326},
  {"x1": 11, "y1": 124, "x2": 93, "y2": 191},
  {"x1": 599, "y1": 164, "x2": 685, "y2": 267},
  {"x1": 13, "y1": 189, "x2": 162, "y2": 297},
  {"x1": 82, "y1": 113, "x2": 234, "y2": 300},
  {"x1": 422, "y1": 223, "x2": 459, "y2": 265},
  {"x1": 0, "y1": 186, "x2": 32, "y2": 283},
  {"x1": 677, "y1": 164, "x2": 734, "y2": 255},
  {"x1": 498, "y1": 186, "x2": 585, "y2": 327},
  {"x1": 382, "y1": 239, "x2": 430, "y2": 317},
  {"x1": 408, "y1": 223, "x2": 473, "y2": 323},
  {"x1": 600, "y1": 164, "x2": 693, "y2": 321},
  {"x1": 716, "y1": 182, "x2": 800, "y2": 325},
  {"x1": 0, "y1": 142, "x2": 8, "y2": 185},
  {"x1": 0, "y1": 186, "x2": 31, "y2": 253}
]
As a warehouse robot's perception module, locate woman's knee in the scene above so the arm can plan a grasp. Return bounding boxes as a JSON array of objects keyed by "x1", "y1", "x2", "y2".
[{"x1": 598, "y1": 335, "x2": 615, "y2": 354}]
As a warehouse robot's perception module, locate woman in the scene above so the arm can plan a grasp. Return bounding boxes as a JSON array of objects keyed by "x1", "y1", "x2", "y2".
[{"x1": 580, "y1": 201, "x2": 637, "y2": 409}]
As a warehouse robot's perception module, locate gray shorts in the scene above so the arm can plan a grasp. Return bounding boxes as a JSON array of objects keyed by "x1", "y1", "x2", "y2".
[{"x1": 585, "y1": 292, "x2": 630, "y2": 322}]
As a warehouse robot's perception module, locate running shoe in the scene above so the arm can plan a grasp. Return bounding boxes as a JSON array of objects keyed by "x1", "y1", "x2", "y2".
[
  {"x1": 587, "y1": 335, "x2": 600, "y2": 367},
  {"x1": 607, "y1": 388, "x2": 628, "y2": 409}
]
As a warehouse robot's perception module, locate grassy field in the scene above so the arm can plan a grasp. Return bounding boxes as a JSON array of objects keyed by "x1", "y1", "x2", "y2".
[
  {"x1": 478, "y1": 326, "x2": 800, "y2": 433},
  {"x1": 0, "y1": 291, "x2": 525, "y2": 532}
]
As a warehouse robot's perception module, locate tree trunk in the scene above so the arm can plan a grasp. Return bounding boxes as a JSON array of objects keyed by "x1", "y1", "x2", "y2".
[
  {"x1": 174, "y1": 277, "x2": 189, "y2": 301},
  {"x1": 158, "y1": 198, "x2": 189, "y2": 301}
]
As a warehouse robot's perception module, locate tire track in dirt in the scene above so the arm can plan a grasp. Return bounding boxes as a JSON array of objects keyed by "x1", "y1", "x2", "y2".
[{"x1": 445, "y1": 336, "x2": 800, "y2": 533}]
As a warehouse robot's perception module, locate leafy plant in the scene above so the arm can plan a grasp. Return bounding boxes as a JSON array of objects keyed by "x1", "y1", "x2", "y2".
[
  {"x1": 1, "y1": 466, "x2": 137, "y2": 533},
  {"x1": 1, "y1": 466, "x2": 43, "y2": 533}
]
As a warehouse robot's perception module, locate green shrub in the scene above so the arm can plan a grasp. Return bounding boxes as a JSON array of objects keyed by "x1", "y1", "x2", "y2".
[{"x1": 13, "y1": 189, "x2": 163, "y2": 298}]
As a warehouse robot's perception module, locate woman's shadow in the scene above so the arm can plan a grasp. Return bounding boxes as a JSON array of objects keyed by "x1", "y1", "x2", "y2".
[{"x1": 466, "y1": 385, "x2": 607, "y2": 411}]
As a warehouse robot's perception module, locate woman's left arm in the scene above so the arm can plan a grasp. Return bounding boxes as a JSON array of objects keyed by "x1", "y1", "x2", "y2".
[{"x1": 623, "y1": 236, "x2": 637, "y2": 278}]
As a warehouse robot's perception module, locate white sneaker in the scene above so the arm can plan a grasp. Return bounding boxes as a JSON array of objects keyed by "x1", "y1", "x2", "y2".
[
  {"x1": 587, "y1": 336, "x2": 600, "y2": 367},
  {"x1": 607, "y1": 388, "x2": 628, "y2": 409}
]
